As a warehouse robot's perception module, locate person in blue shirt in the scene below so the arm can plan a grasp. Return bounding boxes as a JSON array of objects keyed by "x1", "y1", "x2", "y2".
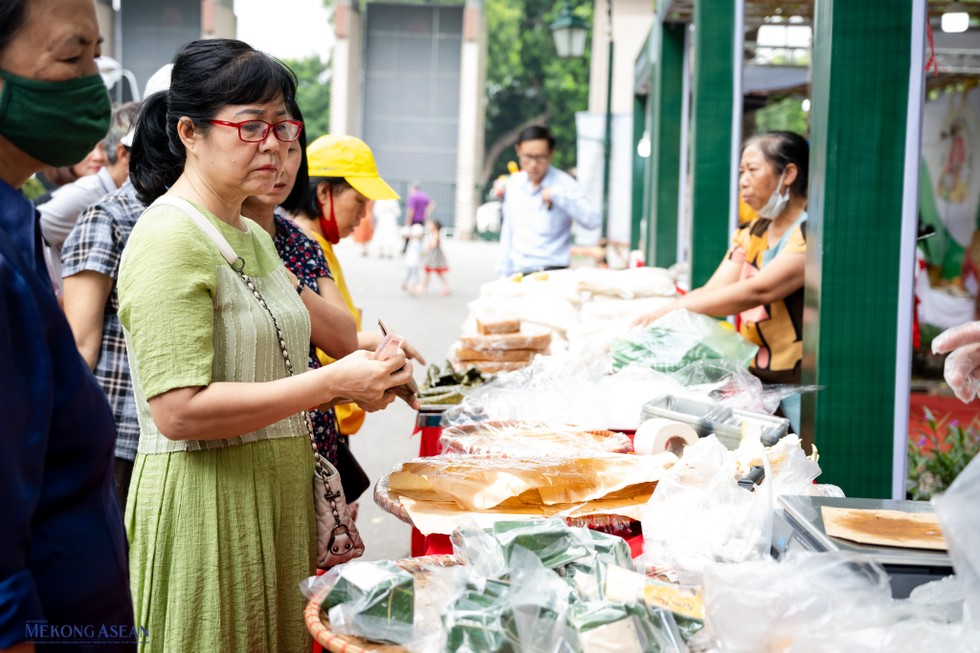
[
  {"x1": 0, "y1": 0, "x2": 135, "y2": 650},
  {"x1": 496, "y1": 125, "x2": 600, "y2": 277}
]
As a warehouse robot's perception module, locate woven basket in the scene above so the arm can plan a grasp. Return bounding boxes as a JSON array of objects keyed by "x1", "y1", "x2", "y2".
[
  {"x1": 374, "y1": 473, "x2": 414, "y2": 526},
  {"x1": 304, "y1": 555, "x2": 459, "y2": 653}
]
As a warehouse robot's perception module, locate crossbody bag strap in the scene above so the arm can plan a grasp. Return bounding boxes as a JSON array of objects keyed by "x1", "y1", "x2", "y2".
[{"x1": 152, "y1": 196, "x2": 328, "y2": 478}]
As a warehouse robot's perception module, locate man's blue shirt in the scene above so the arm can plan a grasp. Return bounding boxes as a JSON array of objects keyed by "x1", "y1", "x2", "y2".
[{"x1": 497, "y1": 166, "x2": 600, "y2": 277}]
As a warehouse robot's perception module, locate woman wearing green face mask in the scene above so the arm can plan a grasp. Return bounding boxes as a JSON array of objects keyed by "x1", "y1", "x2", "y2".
[{"x1": 0, "y1": 1, "x2": 134, "y2": 652}]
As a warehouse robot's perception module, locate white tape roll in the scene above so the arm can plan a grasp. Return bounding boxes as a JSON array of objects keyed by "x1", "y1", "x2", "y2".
[{"x1": 633, "y1": 418, "x2": 699, "y2": 456}]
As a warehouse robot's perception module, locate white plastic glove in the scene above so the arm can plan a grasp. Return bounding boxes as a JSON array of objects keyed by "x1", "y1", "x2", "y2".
[{"x1": 932, "y1": 321, "x2": 980, "y2": 403}]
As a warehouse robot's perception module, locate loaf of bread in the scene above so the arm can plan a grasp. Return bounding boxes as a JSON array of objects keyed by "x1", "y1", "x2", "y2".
[
  {"x1": 459, "y1": 323, "x2": 552, "y2": 351},
  {"x1": 475, "y1": 317, "x2": 521, "y2": 335},
  {"x1": 454, "y1": 346, "x2": 536, "y2": 362}
]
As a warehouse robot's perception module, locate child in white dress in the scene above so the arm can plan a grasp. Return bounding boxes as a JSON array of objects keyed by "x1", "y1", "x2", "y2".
[
  {"x1": 417, "y1": 218, "x2": 450, "y2": 296},
  {"x1": 402, "y1": 222, "x2": 424, "y2": 296}
]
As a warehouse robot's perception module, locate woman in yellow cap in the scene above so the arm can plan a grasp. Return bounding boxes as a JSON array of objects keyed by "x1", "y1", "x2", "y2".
[{"x1": 293, "y1": 134, "x2": 426, "y2": 488}]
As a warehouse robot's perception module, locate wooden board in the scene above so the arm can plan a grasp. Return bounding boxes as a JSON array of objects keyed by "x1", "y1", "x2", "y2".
[{"x1": 821, "y1": 506, "x2": 947, "y2": 551}]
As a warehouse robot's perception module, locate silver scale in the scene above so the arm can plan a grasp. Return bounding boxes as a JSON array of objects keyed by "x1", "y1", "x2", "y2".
[{"x1": 772, "y1": 495, "x2": 954, "y2": 598}]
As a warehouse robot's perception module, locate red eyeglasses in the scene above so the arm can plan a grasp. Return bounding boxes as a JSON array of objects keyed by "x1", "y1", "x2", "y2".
[{"x1": 208, "y1": 119, "x2": 304, "y2": 143}]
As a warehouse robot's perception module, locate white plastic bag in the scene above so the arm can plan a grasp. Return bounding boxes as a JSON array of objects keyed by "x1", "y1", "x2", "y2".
[
  {"x1": 934, "y1": 454, "x2": 980, "y2": 628},
  {"x1": 641, "y1": 436, "x2": 774, "y2": 574},
  {"x1": 703, "y1": 553, "x2": 893, "y2": 653}
]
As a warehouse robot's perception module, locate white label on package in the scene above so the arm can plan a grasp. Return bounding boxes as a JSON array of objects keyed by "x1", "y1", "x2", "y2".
[{"x1": 603, "y1": 565, "x2": 646, "y2": 603}]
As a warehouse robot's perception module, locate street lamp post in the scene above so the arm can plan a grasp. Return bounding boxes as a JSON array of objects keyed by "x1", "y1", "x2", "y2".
[
  {"x1": 550, "y1": 1, "x2": 589, "y2": 58},
  {"x1": 552, "y1": 0, "x2": 614, "y2": 249}
]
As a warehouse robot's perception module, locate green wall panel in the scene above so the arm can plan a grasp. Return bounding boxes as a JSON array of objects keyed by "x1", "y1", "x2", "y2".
[
  {"x1": 632, "y1": 95, "x2": 647, "y2": 252},
  {"x1": 649, "y1": 24, "x2": 686, "y2": 268},
  {"x1": 690, "y1": 0, "x2": 735, "y2": 288},
  {"x1": 804, "y1": 0, "x2": 913, "y2": 498}
]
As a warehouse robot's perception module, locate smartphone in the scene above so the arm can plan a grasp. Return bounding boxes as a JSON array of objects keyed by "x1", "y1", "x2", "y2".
[{"x1": 373, "y1": 323, "x2": 419, "y2": 403}]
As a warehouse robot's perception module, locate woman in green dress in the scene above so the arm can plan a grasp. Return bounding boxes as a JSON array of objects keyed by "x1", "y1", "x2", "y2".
[{"x1": 118, "y1": 39, "x2": 414, "y2": 652}]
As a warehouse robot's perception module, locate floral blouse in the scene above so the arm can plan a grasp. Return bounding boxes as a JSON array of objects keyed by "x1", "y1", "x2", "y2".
[{"x1": 272, "y1": 212, "x2": 343, "y2": 465}]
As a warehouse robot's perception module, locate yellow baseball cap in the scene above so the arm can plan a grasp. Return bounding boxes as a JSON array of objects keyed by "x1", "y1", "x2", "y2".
[{"x1": 306, "y1": 134, "x2": 400, "y2": 200}]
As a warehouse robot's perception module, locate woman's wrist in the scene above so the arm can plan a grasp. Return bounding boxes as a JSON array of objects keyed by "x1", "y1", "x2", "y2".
[{"x1": 310, "y1": 364, "x2": 339, "y2": 405}]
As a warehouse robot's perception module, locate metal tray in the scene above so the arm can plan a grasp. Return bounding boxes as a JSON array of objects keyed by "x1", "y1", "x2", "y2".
[{"x1": 640, "y1": 394, "x2": 789, "y2": 449}]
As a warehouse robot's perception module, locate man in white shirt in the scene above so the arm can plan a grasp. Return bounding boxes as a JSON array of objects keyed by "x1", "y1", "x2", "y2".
[{"x1": 496, "y1": 125, "x2": 600, "y2": 277}]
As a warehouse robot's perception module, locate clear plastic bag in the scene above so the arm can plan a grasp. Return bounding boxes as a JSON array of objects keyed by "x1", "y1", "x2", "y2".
[
  {"x1": 934, "y1": 454, "x2": 980, "y2": 628},
  {"x1": 670, "y1": 359, "x2": 821, "y2": 415},
  {"x1": 669, "y1": 360, "x2": 766, "y2": 412},
  {"x1": 567, "y1": 601, "x2": 689, "y2": 653},
  {"x1": 410, "y1": 564, "x2": 488, "y2": 653},
  {"x1": 492, "y1": 520, "x2": 593, "y2": 569},
  {"x1": 641, "y1": 436, "x2": 774, "y2": 574},
  {"x1": 320, "y1": 560, "x2": 417, "y2": 645},
  {"x1": 702, "y1": 552, "x2": 980, "y2": 653},
  {"x1": 442, "y1": 352, "x2": 686, "y2": 430},
  {"x1": 610, "y1": 310, "x2": 758, "y2": 373},
  {"x1": 443, "y1": 576, "x2": 515, "y2": 653},
  {"x1": 740, "y1": 433, "x2": 821, "y2": 496},
  {"x1": 504, "y1": 546, "x2": 578, "y2": 652},
  {"x1": 908, "y1": 575, "x2": 965, "y2": 625},
  {"x1": 702, "y1": 552, "x2": 894, "y2": 653},
  {"x1": 451, "y1": 519, "x2": 508, "y2": 579},
  {"x1": 301, "y1": 558, "x2": 477, "y2": 653},
  {"x1": 438, "y1": 420, "x2": 633, "y2": 457}
]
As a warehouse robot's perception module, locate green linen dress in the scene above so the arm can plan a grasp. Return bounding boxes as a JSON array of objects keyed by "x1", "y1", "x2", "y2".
[{"x1": 118, "y1": 200, "x2": 316, "y2": 653}]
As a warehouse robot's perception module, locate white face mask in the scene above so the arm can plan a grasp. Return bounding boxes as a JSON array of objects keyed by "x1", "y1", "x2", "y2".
[{"x1": 757, "y1": 171, "x2": 790, "y2": 219}]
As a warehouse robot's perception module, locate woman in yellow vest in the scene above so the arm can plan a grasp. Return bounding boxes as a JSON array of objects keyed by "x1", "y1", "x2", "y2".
[
  {"x1": 293, "y1": 135, "x2": 426, "y2": 482},
  {"x1": 634, "y1": 132, "x2": 808, "y2": 428}
]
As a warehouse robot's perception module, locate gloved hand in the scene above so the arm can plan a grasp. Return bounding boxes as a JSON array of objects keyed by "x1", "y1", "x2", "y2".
[{"x1": 932, "y1": 321, "x2": 980, "y2": 403}]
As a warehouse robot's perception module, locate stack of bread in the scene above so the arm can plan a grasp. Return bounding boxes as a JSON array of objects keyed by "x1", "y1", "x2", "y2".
[{"x1": 451, "y1": 317, "x2": 552, "y2": 374}]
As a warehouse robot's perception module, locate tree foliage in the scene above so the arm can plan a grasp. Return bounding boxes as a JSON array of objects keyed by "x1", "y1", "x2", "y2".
[
  {"x1": 754, "y1": 96, "x2": 809, "y2": 137},
  {"x1": 482, "y1": 0, "x2": 593, "y2": 191},
  {"x1": 281, "y1": 55, "x2": 332, "y2": 143}
]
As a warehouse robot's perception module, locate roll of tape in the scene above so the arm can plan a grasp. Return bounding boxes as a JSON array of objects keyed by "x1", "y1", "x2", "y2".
[{"x1": 633, "y1": 418, "x2": 699, "y2": 456}]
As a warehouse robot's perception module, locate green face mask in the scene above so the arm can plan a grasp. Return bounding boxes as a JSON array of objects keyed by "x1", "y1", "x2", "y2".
[{"x1": 0, "y1": 68, "x2": 111, "y2": 168}]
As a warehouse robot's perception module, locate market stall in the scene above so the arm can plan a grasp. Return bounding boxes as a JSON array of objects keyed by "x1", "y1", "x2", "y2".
[{"x1": 305, "y1": 267, "x2": 976, "y2": 652}]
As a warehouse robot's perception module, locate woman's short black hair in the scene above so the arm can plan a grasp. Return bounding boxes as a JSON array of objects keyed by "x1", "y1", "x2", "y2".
[
  {"x1": 278, "y1": 97, "x2": 308, "y2": 215},
  {"x1": 516, "y1": 125, "x2": 556, "y2": 150},
  {"x1": 0, "y1": 0, "x2": 28, "y2": 52},
  {"x1": 300, "y1": 177, "x2": 352, "y2": 220},
  {"x1": 130, "y1": 38, "x2": 298, "y2": 205},
  {"x1": 743, "y1": 131, "x2": 809, "y2": 198}
]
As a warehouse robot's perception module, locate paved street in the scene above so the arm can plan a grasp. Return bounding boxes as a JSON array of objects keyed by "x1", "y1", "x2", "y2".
[{"x1": 333, "y1": 235, "x2": 501, "y2": 561}]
